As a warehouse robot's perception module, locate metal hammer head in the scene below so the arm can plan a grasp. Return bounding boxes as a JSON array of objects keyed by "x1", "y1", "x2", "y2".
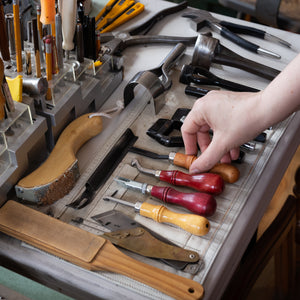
[
  {"x1": 182, "y1": 10, "x2": 217, "y2": 31},
  {"x1": 191, "y1": 34, "x2": 219, "y2": 69}
]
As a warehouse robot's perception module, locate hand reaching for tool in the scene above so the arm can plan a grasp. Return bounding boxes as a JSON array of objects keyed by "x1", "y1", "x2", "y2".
[{"x1": 181, "y1": 53, "x2": 300, "y2": 174}]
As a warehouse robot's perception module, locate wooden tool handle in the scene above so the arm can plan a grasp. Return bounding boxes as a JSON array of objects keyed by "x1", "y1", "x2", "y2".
[
  {"x1": 0, "y1": 4, "x2": 10, "y2": 61},
  {"x1": 140, "y1": 202, "x2": 210, "y2": 236},
  {"x1": 13, "y1": 0, "x2": 22, "y2": 72},
  {"x1": 93, "y1": 241, "x2": 204, "y2": 300},
  {"x1": 0, "y1": 57, "x2": 5, "y2": 120},
  {"x1": 40, "y1": 0, "x2": 56, "y2": 25},
  {"x1": 173, "y1": 153, "x2": 240, "y2": 183},
  {"x1": 17, "y1": 114, "x2": 102, "y2": 188},
  {"x1": 209, "y1": 163, "x2": 240, "y2": 184}
]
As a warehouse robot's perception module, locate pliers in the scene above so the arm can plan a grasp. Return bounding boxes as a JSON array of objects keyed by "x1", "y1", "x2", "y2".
[
  {"x1": 99, "y1": 1, "x2": 197, "y2": 56},
  {"x1": 182, "y1": 9, "x2": 291, "y2": 59}
]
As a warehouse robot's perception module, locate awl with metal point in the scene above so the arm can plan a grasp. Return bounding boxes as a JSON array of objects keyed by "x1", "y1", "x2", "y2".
[
  {"x1": 131, "y1": 158, "x2": 224, "y2": 194},
  {"x1": 129, "y1": 146, "x2": 240, "y2": 183},
  {"x1": 104, "y1": 196, "x2": 210, "y2": 236},
  {"x1": 115, "y1": 177, "x2": 217, "y2": 217},
  {"x1": 61, "y1": 0, "x2": 77, "y2": 59}
]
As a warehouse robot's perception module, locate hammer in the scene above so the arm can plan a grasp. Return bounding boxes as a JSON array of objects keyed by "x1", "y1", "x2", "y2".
[{"x1": 191, "y1": 34, "x2": 280, "y2": 81}]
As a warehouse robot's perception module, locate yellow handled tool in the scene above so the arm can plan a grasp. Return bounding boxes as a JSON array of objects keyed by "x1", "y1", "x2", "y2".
[
  {"x1": 96, "y1": 0, "x2": 135, "y2": 31},
  {"x1": 104, "y1": 196, "x2": 210, "y2": 236},
  {"x1": 95, "y1": 0, "x2": 118, "y2": 22},
  {"x1": 13, "y1": 0, "x2": 22, "y2": 72},
  {"x1": 101, "y1": 2, "x2": 144, "y2": 33}
]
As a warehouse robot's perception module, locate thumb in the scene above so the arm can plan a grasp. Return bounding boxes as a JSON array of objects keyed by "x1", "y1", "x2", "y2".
[{"x1": 190, "y1": 138, "x2": 226, "y2": 174}]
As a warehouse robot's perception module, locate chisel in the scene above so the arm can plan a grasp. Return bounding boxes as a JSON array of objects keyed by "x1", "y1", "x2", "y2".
[
  {"x1": 115, "y1": 177, "x2": 217, "y2": 217},
  {"x1": 104, "y1": 196, "x2": 210, "y2": 236},
  {"x1": 129, "y1": 146, "x2": 240, "y2": 183},
  {"x1": 131, "y1": 158, "x2": 224, "y2": 194}
]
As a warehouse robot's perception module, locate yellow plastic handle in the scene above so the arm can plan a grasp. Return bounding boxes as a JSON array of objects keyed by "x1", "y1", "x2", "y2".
[
  {"x1": 140, "y1": 202, "x2": 210, "y2": 236},
  {"x1": 101, "y1": 2, "x2": 144, "y2": 33}
]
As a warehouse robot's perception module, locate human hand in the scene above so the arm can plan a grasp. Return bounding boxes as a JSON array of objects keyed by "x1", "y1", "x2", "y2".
[{"x1": 181, "y1": 90, "x2": 263, "y2": 174}]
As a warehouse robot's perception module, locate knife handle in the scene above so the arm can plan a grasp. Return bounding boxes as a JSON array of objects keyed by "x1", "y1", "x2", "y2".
[
  {"x1": 173, "y1": 152, "x2": 240, "y2": 183},
  {"x1": 159, "y1": 170, "x2": 224, "y2": 194},
  {"x1": 139, "y1": 202, "x2": 210, "y2": 236},
  {"x1": 150, "y1": 186, "x2": 216, "y2": 217}
]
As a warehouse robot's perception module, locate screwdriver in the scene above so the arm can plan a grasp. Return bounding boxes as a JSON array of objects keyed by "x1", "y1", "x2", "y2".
[
  {"x1": 131, "y1": 158, "x2": 224, "y2": 194},
  {"x1": 104, "y1": 196, "x2": 210, "y2": 236},
  {"x1": 115, "y1": 177, "x2": 217, "y2": 217},
  {"x1": 61, "y1": 0, "x2": 77, "y2": 60},
  {"x1": 129, "y1": 146, "x2": 240, "y2": 183}
]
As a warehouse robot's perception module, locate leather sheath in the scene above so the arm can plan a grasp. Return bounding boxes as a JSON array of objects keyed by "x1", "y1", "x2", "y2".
[
  {"x1": 0, "y1": 200, "x2": 204, "y2": 300},
  {"x1": 104, "y1": 227, "x2": 199, "y2": 262}
]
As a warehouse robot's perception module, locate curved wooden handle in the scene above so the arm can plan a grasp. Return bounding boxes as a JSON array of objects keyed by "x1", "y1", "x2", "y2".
[
  {"x1": 0, "y1": 57, "x2": 5, "y2": 120},
  {"x1": 173, "y1": 153, "x2": 240, "y2": 183},
  {"x1": 18, "y1": 114, "x2": 102, "y2": 188},
  {"x1": 209, "y1": 163, "x2": 240, "y2": 184}
]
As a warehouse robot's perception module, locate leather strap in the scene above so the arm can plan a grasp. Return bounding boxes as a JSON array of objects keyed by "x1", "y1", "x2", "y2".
[{"x1": 256, "y1": 0, "x2": 281, "y2": 27}]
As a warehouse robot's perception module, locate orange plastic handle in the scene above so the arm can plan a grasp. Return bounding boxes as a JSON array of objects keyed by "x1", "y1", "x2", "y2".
[{"x1": 40, "y1": 0, "x2": 56, "y2": 25}]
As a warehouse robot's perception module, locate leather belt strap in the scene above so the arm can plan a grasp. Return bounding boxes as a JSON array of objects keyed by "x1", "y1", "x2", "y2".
[{"x1": 256, "y1": 0, "x2": 281, "y2": 27}]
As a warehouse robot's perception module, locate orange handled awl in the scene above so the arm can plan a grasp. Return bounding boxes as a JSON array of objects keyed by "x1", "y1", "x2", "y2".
[
  {"x1": 104, "y1": 196, "x2": 210, "y2": 236},
  {"x1": 129, "y1": 146, "x2": 240, "y2": 183}
]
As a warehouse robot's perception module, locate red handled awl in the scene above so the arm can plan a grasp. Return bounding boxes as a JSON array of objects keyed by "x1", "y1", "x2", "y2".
[
  {"x1": 114, "y1": 177, "x2": 216, "y2": 217},
  {"x1": 131, "y1": 159, "x2": 224, "y2": 194}
]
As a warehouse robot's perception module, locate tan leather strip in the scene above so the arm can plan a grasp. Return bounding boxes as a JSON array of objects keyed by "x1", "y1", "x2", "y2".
[{"x1": 0, "y1": 201, "x2": 105, "y2": 262}]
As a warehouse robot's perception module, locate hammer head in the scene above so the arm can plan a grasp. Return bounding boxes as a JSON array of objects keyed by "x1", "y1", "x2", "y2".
[{"x1": 182, "y1": 10, "x2": 217, "y2": 31}]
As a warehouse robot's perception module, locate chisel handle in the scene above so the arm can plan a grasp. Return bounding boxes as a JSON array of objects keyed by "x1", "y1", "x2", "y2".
[
  {"x1": 0, "y1": 4, "x2": 10, "y2": 61},
  {"x1": 150, "y1": 186, "x2": 216, "y2": 217},
  {"x1": 40, "y1": 0, "x2": 56, "y2": 25},
  {"x1": 159, "y1": 170, "x2": 224, "y2": 194},
  {"x1": 139, "y1": 202, "x2": 210, "y2": 236},
  {"x1": 172, "y1": 152, "x2": 240, "y2": 183}
]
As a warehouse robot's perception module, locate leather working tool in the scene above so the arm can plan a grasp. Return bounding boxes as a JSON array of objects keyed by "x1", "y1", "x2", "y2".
[
  {"x1": 128, "y1": 146, "x2": 240, "y2": 183},
  {"x1": 114, "y1": 176, "x2": 217, "y2": 217},
  {"x1": 0, "y1": 57, "x2": 6, "y2": 120},
  {"x1": 67, "y1": 128, "x2": 138, "y2": 209},
  {"x1": 43, "y1": 36, "x2": 52, "y2": 100},
  {"x1": 55, "y1": 12, "x2": 64, "y2": 71},
  {"x1": 123, "y1": 43, "x2": 186, "y2": 110},
  {"x1": 13, "y1": 0, "x2": 22, "y2": 72},
  {"x1": 99, "y1": 1, "x2": 196, "y2": 57},
  {"x1": 182, "y1": 10, "x2": 284, "y2": 58},
  {"x1": 0, "y1": 1, "x2": 10, "y2": 61},
  {"x1": 192, "y1": 34, "x2": 280, "y2": 80},
  {"x1": 104, "y1": 196, "x2": 210, "y2": 236},
  {"x1": 90, "y1": 209, "x2": 200, "y2": 273},
  {"x1": 180, "y1": 64, "x2": 259, "y2": 92},
  {"x1": 32, "y1": 18, "x2": 42, "y2": 78},
  {"x1": 131, "y1": 158, "x2": 224, "y2": 194},
  {"x1": 0, "y1": 200, "x2": 204, "y2": 300},
  {"x1": 99, "y1": 2, "x2": 145, "y2": 33},
  {"x1": 15, "y1": 113, "x2": 103, "y2": 205},
  {"x1": 61, "y1": 0, "x2": 77, "y2": 59}
]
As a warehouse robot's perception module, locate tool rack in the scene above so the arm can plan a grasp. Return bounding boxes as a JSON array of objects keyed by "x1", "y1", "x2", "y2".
[{"x1": 0, "y1": 0, "x2": 299, "y2": 299}]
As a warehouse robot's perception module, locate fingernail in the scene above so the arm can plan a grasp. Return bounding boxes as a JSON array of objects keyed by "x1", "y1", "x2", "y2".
[{"x1": 190, "y1": 168, "x2": 201, "y2": 174}]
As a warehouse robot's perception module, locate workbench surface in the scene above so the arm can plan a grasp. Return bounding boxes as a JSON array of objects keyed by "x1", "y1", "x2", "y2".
[{"x1": 0, "y1": 1, "x2": 299, "y2": 299}]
